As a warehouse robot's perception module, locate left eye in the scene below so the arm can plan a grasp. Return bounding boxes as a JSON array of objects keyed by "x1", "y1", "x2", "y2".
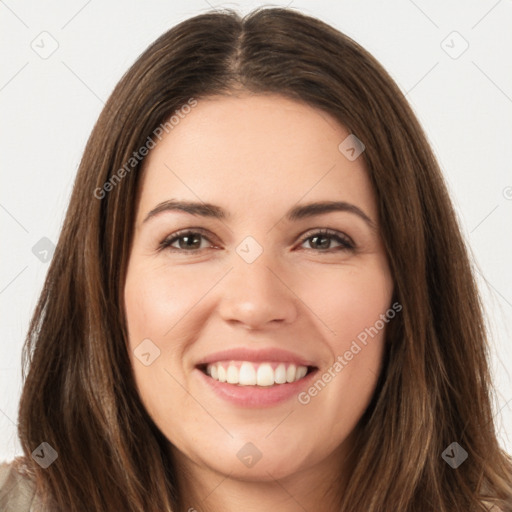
[
  {"x1": 299, "y1": 229, "x2": 354, "y2": 251},
  {"x1": 159, "y1": 229, "x2": 355, "y2": 253}
]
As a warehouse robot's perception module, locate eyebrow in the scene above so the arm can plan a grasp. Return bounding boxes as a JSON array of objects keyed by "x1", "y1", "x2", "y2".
[{"x1": 143, "y1": 199, "x2": 376, "y2": 230}]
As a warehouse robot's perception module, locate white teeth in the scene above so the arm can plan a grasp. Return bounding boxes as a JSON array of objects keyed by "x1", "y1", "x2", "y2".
[
  {"x1": 203, "y1": 361, "x2": 310, "y2": 386},
  {"x1": 256, "y1": 363, "x2": 275, "y2": 386},
  {"x1": 226, "y1": 364, "x2": 238, "y2": 384},
  {"x1": 296, "y1": 366, "x2": 307, "y2": 380},
  {"x1": 239, "y1": 362, "x2": 257, "y2": 385},
  {"x1": 274, "y1": 363, "x2": 287, "y2": 384},
  {"x1": 286, "y1": 364, "x2": 297, "y2": 383}
]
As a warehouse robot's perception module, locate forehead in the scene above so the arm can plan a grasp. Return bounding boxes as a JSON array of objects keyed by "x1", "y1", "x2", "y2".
[{"x1": 136, "y1": 93, "x2": 377, "y2": 223}]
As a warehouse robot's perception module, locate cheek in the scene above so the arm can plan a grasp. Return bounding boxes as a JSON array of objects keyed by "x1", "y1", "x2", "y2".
[
  {"x1": 123, "y1": 262, "x2": 197, "y2": 425},
  {"x1": 301, "y1": 261, "x2": 393, "y2": 343},
  {"x1": 296, "y1": 263, "x2": 393, "y2": 426},
  {"x1": 124, "y1": 261, "x2": 209, "y2": 343},
  {"x1": 124, "y1": 261, "x2": 220, "y2": 412}
]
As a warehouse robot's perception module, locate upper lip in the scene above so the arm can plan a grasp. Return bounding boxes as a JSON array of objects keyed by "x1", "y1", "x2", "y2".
[{"x1": 195, "y1": 347, "x2": 317, "y2": 368}]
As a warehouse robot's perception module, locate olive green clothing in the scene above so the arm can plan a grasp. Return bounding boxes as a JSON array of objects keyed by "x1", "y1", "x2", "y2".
[{"x1": 0, "y1": 459, "x2": 42, "y2": 511}]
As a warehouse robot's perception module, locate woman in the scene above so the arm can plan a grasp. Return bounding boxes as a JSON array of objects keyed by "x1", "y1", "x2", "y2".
[{"x1": 1, "y1": 6, "x2": 511, "y2": 512}]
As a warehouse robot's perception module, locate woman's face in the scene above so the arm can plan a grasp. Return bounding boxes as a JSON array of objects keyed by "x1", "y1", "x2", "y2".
[{"x1": 124, "y1": 93, "x2": 394, "y2": 483}]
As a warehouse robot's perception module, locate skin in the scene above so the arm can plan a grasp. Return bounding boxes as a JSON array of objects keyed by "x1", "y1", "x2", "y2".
[{"x1": 124, "y1": 93, "x2": 394, "y2": 512}]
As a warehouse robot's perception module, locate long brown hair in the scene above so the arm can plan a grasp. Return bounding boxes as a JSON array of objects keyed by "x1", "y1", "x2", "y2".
[{"x1": 13, "y1": 7, "x2": 512, "y2": 511}]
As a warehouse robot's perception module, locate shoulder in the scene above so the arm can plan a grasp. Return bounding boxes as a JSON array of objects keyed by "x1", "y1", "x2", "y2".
[{"x1": 0, "y1": 457, "x2": 41, "y2": 512}]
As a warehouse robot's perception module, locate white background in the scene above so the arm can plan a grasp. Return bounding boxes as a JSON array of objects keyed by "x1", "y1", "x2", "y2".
[{"x1": 1, "y1": 0, "x2": 511, "y2": 461}]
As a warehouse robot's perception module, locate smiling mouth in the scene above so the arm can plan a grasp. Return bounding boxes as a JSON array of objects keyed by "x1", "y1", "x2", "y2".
[{"x1": 197, "y1": 361, "x2": 317, "y2": 387}]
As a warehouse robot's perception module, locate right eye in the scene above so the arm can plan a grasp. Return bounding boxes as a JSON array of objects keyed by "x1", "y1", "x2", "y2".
[{"x1": 159, "y1": 229, "x2": 216, "y2": 253}]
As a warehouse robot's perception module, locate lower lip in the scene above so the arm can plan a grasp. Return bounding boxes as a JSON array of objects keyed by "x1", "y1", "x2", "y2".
[{"x1": 195, "y1": 367, "x2": 318, "y2": 408}]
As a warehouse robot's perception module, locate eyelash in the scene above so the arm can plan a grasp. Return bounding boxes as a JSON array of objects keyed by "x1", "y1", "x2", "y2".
[{"x1": 158, "y1": 228, "x2": 355, "y2": 254}]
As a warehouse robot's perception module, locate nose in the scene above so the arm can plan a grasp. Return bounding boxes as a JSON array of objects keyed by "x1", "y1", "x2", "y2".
[{"x1": 217, "y1": 251, "x2": 298, "y2": 331}]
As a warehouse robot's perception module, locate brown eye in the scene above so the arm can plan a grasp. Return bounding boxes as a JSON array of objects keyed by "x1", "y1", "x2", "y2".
[
  {"x1": 160, "y1": 230, "x2": 213, "y2": 252},
  {"x1": 299, "y1": 229, "x2": 355, "y2": 252},
  {"x1": 159, "y1": 228, "x2": 355, "y2": 254}
]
